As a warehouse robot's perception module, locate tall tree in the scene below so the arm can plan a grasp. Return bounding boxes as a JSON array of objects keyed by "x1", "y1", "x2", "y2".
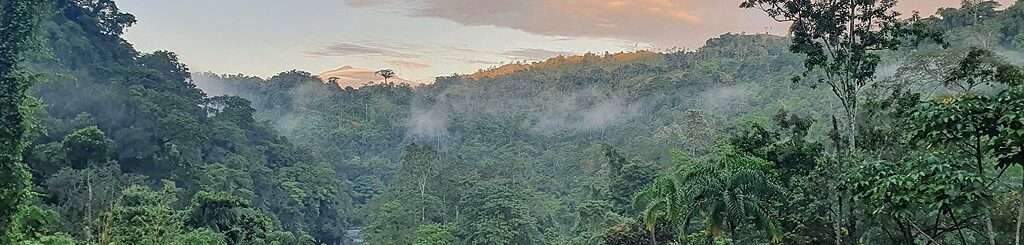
[
  {"x1": 399, "y1": 144, "x2": 443, "y2": 222},
  {"x1": 0, "y1": 0, "x2": 45, "y2": 235},
  {"x1": 376, "y1": 69, "x2": 396, "y2": 83},
  {"x1": 740, "y1": 0, "x2": 937, "y2": 152}
]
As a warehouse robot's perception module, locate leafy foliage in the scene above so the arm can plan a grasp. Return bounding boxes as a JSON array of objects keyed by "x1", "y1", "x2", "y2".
[{"x1": 9, "y1": 0, "x2": 1024, "y2": 244}]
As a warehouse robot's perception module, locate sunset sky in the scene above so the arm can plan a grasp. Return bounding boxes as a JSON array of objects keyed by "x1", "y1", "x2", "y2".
[{"x1": 118, "y1": 0, "x2": 1015, "y2": 82}]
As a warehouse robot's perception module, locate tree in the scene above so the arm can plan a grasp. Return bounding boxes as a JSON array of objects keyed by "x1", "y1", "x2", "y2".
[
  {"x1": 61, "y1": 126, "x2": 113, "y2": 169},
  {"x1": 681, "y1": 146, "x2": 782, "y2": 242},
  {"x1": 0, "y1": 0, "x2": 45, "y2": 236},
  {"x1": 910, "y1": 48, "x2": 1024, "y2": 244},
  {"x1": 987, "y1": 61, "x2": 1024, "y2": 245},
  {"x1": 637, "y1": 146, "x2": 782, "y2": 243},
  {"x1": 604, "y1": 145, "x2": 658, "y2": 214},
  {"x1": 185, "y1": 191, "x2": 273, "y2": 244},
  {"x1": 413, "y1": 224, "x2": 456, "y2": 245},
  {"x1": 364, "y1": 199, "x2": 426, "y2": 245},
  {"x1": 99, "y1": 183, "x2": 184, "y2": 245},
  {"x1": 654, "y1": 110, "x2": 723, "y2": 156},
  {"x1": 456, "y1": 182, "x2": 543, "y2": 245},
  {"x1": 376, "y1": 69, "x2": 396, "y2": 83},
  {"x1": 602, "y1": 218, "x2": 676, "y2": 245},
  {"x1": 44, "y1": 164, "x2": 124, "y2": 240},
  {"x1": 850, "y1": 153, "x2": 989, "y2": 244},
  {"x1": 399, "y1": 144, "x2": 443, "y2": 222},
  {"x1": 61, "y1": 0, "x2": 137, "y2": 36},
  {"x1": 4, "y1": 204, "x2": 76, "y2": 244},
  {"x1": 633, "y1": 175, "x2": 685, "y2": 245},
  {"x1": 206, "y1": 96, "x2": 256, "y2": 129},
  {"x1": 172, "y1": 229, "x2": 227, "y2": 245},
  {"x1": 730, "y1": 109, "x2": 822, "y2": 177},
  {"x1": 740, "y1": 0, "x2": 938, "y2": 152},
  {"x1": 573, "y1": 200, "x2": 625, "y2": 244}
]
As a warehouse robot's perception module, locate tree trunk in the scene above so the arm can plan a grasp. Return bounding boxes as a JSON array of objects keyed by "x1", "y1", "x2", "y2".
[
  {"x1": 988, "y1": 211, "x2": 998, "y2": 245},
  {"x1": 87, "y1": 172, "x2": 93, "y2": 224},
  {"x1": 1017, "y1": 171, "x2": 1024, "y2": 245},
  {"x1": 420, "y1": 176, "x2": 427, "y2": 223},
  {"x1": 650, "y1": 228, "x2": 657, "y2": 245},
  {"x1": 847, "y1": 108, "x2": 857, "y2": 153}
]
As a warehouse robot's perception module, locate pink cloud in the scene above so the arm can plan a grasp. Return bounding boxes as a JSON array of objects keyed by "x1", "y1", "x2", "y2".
[
  {"x1": 387, "y1": 60, "x2": 431, "y2": 69},
  {"x1": 348, "y1": 0, "x2": 1015, "y2": 48}
]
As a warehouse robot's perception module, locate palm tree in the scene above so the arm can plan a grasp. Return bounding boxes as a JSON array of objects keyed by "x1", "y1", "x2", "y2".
[
  {"x1": 634, "y1": 175, "x2": 687, "y2": 245},
  {"x1": 635, "y1": 146, "x2": 782, "y2": 244},
  {"x1": 682, "y1": 146, "x2": 782, "y2": 242},
  {"x1": 375, "y1": 69, "x2": 395, "y2": 83}
]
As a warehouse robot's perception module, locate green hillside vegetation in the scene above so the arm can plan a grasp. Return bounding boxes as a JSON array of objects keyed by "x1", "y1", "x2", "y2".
[{"x1": 4, "y1": 0, "x2": 1024, "y2": 244}]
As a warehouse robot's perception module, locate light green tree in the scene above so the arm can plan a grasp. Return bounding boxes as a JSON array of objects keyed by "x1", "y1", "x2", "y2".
[
  {"x1": 413, "y1": 224, "x2": 456, "y2": 245},
  {"x1": 99, "y1": 183, "x2": 183, "y2": 245}
]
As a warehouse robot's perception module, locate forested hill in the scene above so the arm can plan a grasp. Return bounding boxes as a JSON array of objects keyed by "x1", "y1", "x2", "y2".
[
  {"x1": 193, "y1": 1, "x2": 1024, "y2": 242},
  {"x1": 9, "y1": 0, "x2": 1024, "y2": 244},
  {"x1": 19, "y1": 1, "x2": 350, "y2": 244}
]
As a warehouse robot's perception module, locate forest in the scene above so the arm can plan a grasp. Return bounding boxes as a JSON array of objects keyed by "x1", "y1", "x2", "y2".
[{"x1": 3, "y1": 0, "x2": 1024, "y2": 244}]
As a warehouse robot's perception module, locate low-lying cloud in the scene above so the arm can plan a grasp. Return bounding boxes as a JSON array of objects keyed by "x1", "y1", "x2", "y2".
[{"x1": 531, "y1": 92, "x2": 642, "y2": 134}]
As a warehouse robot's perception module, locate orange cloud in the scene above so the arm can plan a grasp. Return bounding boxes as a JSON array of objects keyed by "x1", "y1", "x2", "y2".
[{"x1": 348, "y1": 0, "x2": 1015, "y2": 48}]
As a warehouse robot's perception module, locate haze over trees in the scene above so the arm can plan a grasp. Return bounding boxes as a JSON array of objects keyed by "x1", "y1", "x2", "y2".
[{"x1": 4, "y1": 0, "x2": 1024, "y2": 244}]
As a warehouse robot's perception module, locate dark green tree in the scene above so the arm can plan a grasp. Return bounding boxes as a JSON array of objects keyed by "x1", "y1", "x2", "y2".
[
  {"x1": 61, "y1": 126, "x2": 113, "y2": 169},
  {"x1": 457, "y1": 182, "x2": 543, "y2": 245},
  {"x1": 186, "y1": 191, "x2": 273, "y2": 244},
  {"x1": 0, "y1": 0, "x2": 45, "y2": 236},
  {"x1": 376, "y1": 69, "x2": 396, "y2": 83},
  {"x1": 910, "y1": 48, "x2": 1024, "y2": 244},
  {"x1": 740, "y1": 0, "x2": 938, "y2": 151},
  {"x1": 603, "y1": 145, "x2": 657, "y2": 214}
]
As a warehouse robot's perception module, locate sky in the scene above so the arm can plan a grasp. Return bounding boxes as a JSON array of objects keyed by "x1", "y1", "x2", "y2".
[{"x1": 118, "y1": 0, "x2": 1014, "y2": 83}]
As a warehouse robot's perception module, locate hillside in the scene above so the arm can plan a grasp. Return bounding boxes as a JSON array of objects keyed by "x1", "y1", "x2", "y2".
[
  {"x1": 192, "y1": 1, "x2": 1024, "y2": 243},
  {"x1": 5, "y1": 0, "x2": 1024, "y2": 244},
  {"x1": 18, "y1": 1, "x2": 352, "y2": 244}
]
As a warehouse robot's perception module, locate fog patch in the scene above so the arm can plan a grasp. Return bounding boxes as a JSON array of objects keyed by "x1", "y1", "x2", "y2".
[
  {"x1": 699, "y1": 84, "x2": 754, "y2": 117},
  {"x1": 192, "y1": 73, "x2": 243, "y2": 97},
  {"x1": 531, "y1": 93, "x2": 641, "y2": 134},
  {"x1": 998, "y1": 48, "x2": 1024, "y2": 65},
  {"x1": 407, "y1": 105, "x2": 451, "y2": 147}
]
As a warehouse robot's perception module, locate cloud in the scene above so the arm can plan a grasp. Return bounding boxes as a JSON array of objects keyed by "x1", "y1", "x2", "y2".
[
  {"x1": 502, "y1": 48, "x2": 575, "y2": 60},
  {"x1": 459, "y1": 58, "x2": 503, "y2": 65},
  {"x1": 387, "y1": 60, "x2": 431, "y2": 69},
  {"x1": 346, "y1": 0, "x2": 770, "y2": 47},
  {"x1": 319, "y1": 65, "x2": 417, "y2": 87},
  {"x1": 305, "y1": 42, "x2": 418, "y2": 58},
  {"x1": 306, "y1": 40, "x2": 506, "y2": 70},
  {"x1": 346, "y1": 0, "x2": 1011, "y2": 48}
]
